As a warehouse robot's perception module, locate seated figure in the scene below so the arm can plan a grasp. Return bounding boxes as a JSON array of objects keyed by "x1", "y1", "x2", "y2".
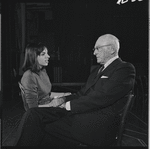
[
  {"x1": 20, "y1": 42, "x2": 70, "y2": 109},
  {"x1": 14, "y1": 34, "x2": 136, "y2": 146}
]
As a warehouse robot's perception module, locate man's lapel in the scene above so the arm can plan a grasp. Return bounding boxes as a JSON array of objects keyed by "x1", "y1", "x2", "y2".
[{"x1": 84, "y1": 58, "x2": 122, "y2": 92}]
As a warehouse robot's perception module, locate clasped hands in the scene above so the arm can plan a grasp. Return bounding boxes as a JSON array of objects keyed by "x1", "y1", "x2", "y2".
[{"x1": 48, "y1": 92, "x2": 71, "y2": 108}]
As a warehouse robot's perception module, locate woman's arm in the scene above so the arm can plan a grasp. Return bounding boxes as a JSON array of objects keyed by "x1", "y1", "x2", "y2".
[
  {"x1": 38, "y1": 104, "x2": 49, "y2": 107},
  {"x1": 21, "y1": 73, "x2": 39, "y2": 108},
  {"x1": 50, "y1": 92, "x2": 71, "y2": 98},
  {"x1": 50, "y1": 92, "x2": 65, "y2": 98}
]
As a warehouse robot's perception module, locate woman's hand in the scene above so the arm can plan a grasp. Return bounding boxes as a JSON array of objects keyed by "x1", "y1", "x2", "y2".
[
  {"x1": 50, "y1": 92, "x2": 71, "y2": 99},
  {"x1": 63, "y1": 92, "x2": 71, "y2": 96}
]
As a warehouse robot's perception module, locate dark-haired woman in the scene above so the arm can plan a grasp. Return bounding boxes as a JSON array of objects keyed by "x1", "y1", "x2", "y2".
[
  {"x1": 13, "y1": 43, "x2": 71, "y2": 146},
  {"x1": 21, "y1": 43, "x2": 70, "y2": 108}
]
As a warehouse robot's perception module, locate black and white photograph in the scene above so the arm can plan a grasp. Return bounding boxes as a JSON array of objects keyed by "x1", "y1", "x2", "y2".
[{"x1": 1, "y1": 0, "x2": 148, "y2": 147}]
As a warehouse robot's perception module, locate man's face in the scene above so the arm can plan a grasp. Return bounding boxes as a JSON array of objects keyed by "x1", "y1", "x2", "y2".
[{"x1": 93, "y1": 39, "x2": 113, "y2": 65}]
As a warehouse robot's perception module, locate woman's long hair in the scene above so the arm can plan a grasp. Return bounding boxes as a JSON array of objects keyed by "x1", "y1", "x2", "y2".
[{"x1": 22, "y1": 43, "x2": 47, "y2": 73}]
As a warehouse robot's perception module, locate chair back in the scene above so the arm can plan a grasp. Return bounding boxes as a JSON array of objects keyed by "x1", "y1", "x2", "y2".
[
  {"x1": 18, "y1": 82, "x2": 29, "y2": 111},
  {"x1": 116, "y1": 93, "x2": 135, "y2": 146}
]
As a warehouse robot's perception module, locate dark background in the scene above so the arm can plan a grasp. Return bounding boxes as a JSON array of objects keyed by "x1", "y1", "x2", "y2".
[
  {"x1": 1, "y1": 2, "x2": 148, "y2": 146},
  {"x1": 2, "y1": 0, "x2": 148, "y2": 101}
]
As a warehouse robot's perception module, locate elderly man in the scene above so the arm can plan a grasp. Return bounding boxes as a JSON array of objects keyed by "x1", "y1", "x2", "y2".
[{"x1": 14, "y1": 34, "x2": 135, "y2": 146}]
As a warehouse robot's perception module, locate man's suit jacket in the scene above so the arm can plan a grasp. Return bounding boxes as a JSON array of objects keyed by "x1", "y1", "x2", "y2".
[{"x1": 65, "y1": 58, "x2": 136, "y2": 146}]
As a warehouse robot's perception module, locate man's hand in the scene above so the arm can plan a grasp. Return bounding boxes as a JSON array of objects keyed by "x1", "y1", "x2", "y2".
[
  {"x1": 48, "y1": 97, "x2": 66, "y2": 107},
  {"x1": 59, "y1": 102, "x2": 66, "y2": 109}
]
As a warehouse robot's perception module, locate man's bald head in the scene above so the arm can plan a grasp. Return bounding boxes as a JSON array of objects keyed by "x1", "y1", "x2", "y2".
[{"x1": 96, "y1": 34, "x2": 120, "y2": 55}]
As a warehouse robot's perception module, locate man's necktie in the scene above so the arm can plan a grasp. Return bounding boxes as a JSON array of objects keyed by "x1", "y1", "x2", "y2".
[{"x1": 97, "y1": 65, "x2": 104, "y2": 74}]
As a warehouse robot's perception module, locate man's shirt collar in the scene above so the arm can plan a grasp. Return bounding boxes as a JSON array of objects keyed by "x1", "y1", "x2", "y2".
[{"x1": 103, "y1": 55, "x2": 119, "y2": 70}]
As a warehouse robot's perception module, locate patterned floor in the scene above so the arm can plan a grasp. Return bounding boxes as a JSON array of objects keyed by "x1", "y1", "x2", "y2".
[{"x1": 2, "y1": 92, "x2": 148, "y2": 147}]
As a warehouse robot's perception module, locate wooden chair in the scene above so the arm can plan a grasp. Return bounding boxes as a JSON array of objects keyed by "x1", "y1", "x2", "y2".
[
  {"x1": 79, "y1": 93, "x2": 135, "y2": 147},
  {"x1": 115, "y1": 93, "x2": 135, "y2": 146},
  {"x1": 18, "y1": 82, "x2": 29, "y2": 111}
]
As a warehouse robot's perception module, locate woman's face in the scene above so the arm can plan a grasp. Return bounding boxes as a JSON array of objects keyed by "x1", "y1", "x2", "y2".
[{"x1": 37, "y1": 48, "x2": 50, "y2": 67}]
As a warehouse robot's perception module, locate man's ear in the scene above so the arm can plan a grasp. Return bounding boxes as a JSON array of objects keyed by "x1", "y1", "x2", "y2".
[{"x1": 110, "y1": 47, "x2": 115, "y2": 54}]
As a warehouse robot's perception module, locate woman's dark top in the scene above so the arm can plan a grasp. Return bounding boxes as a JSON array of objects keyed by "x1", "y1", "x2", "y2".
[{"x1": 21, "y1": 69, "x2": 52, "y2": 108}]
